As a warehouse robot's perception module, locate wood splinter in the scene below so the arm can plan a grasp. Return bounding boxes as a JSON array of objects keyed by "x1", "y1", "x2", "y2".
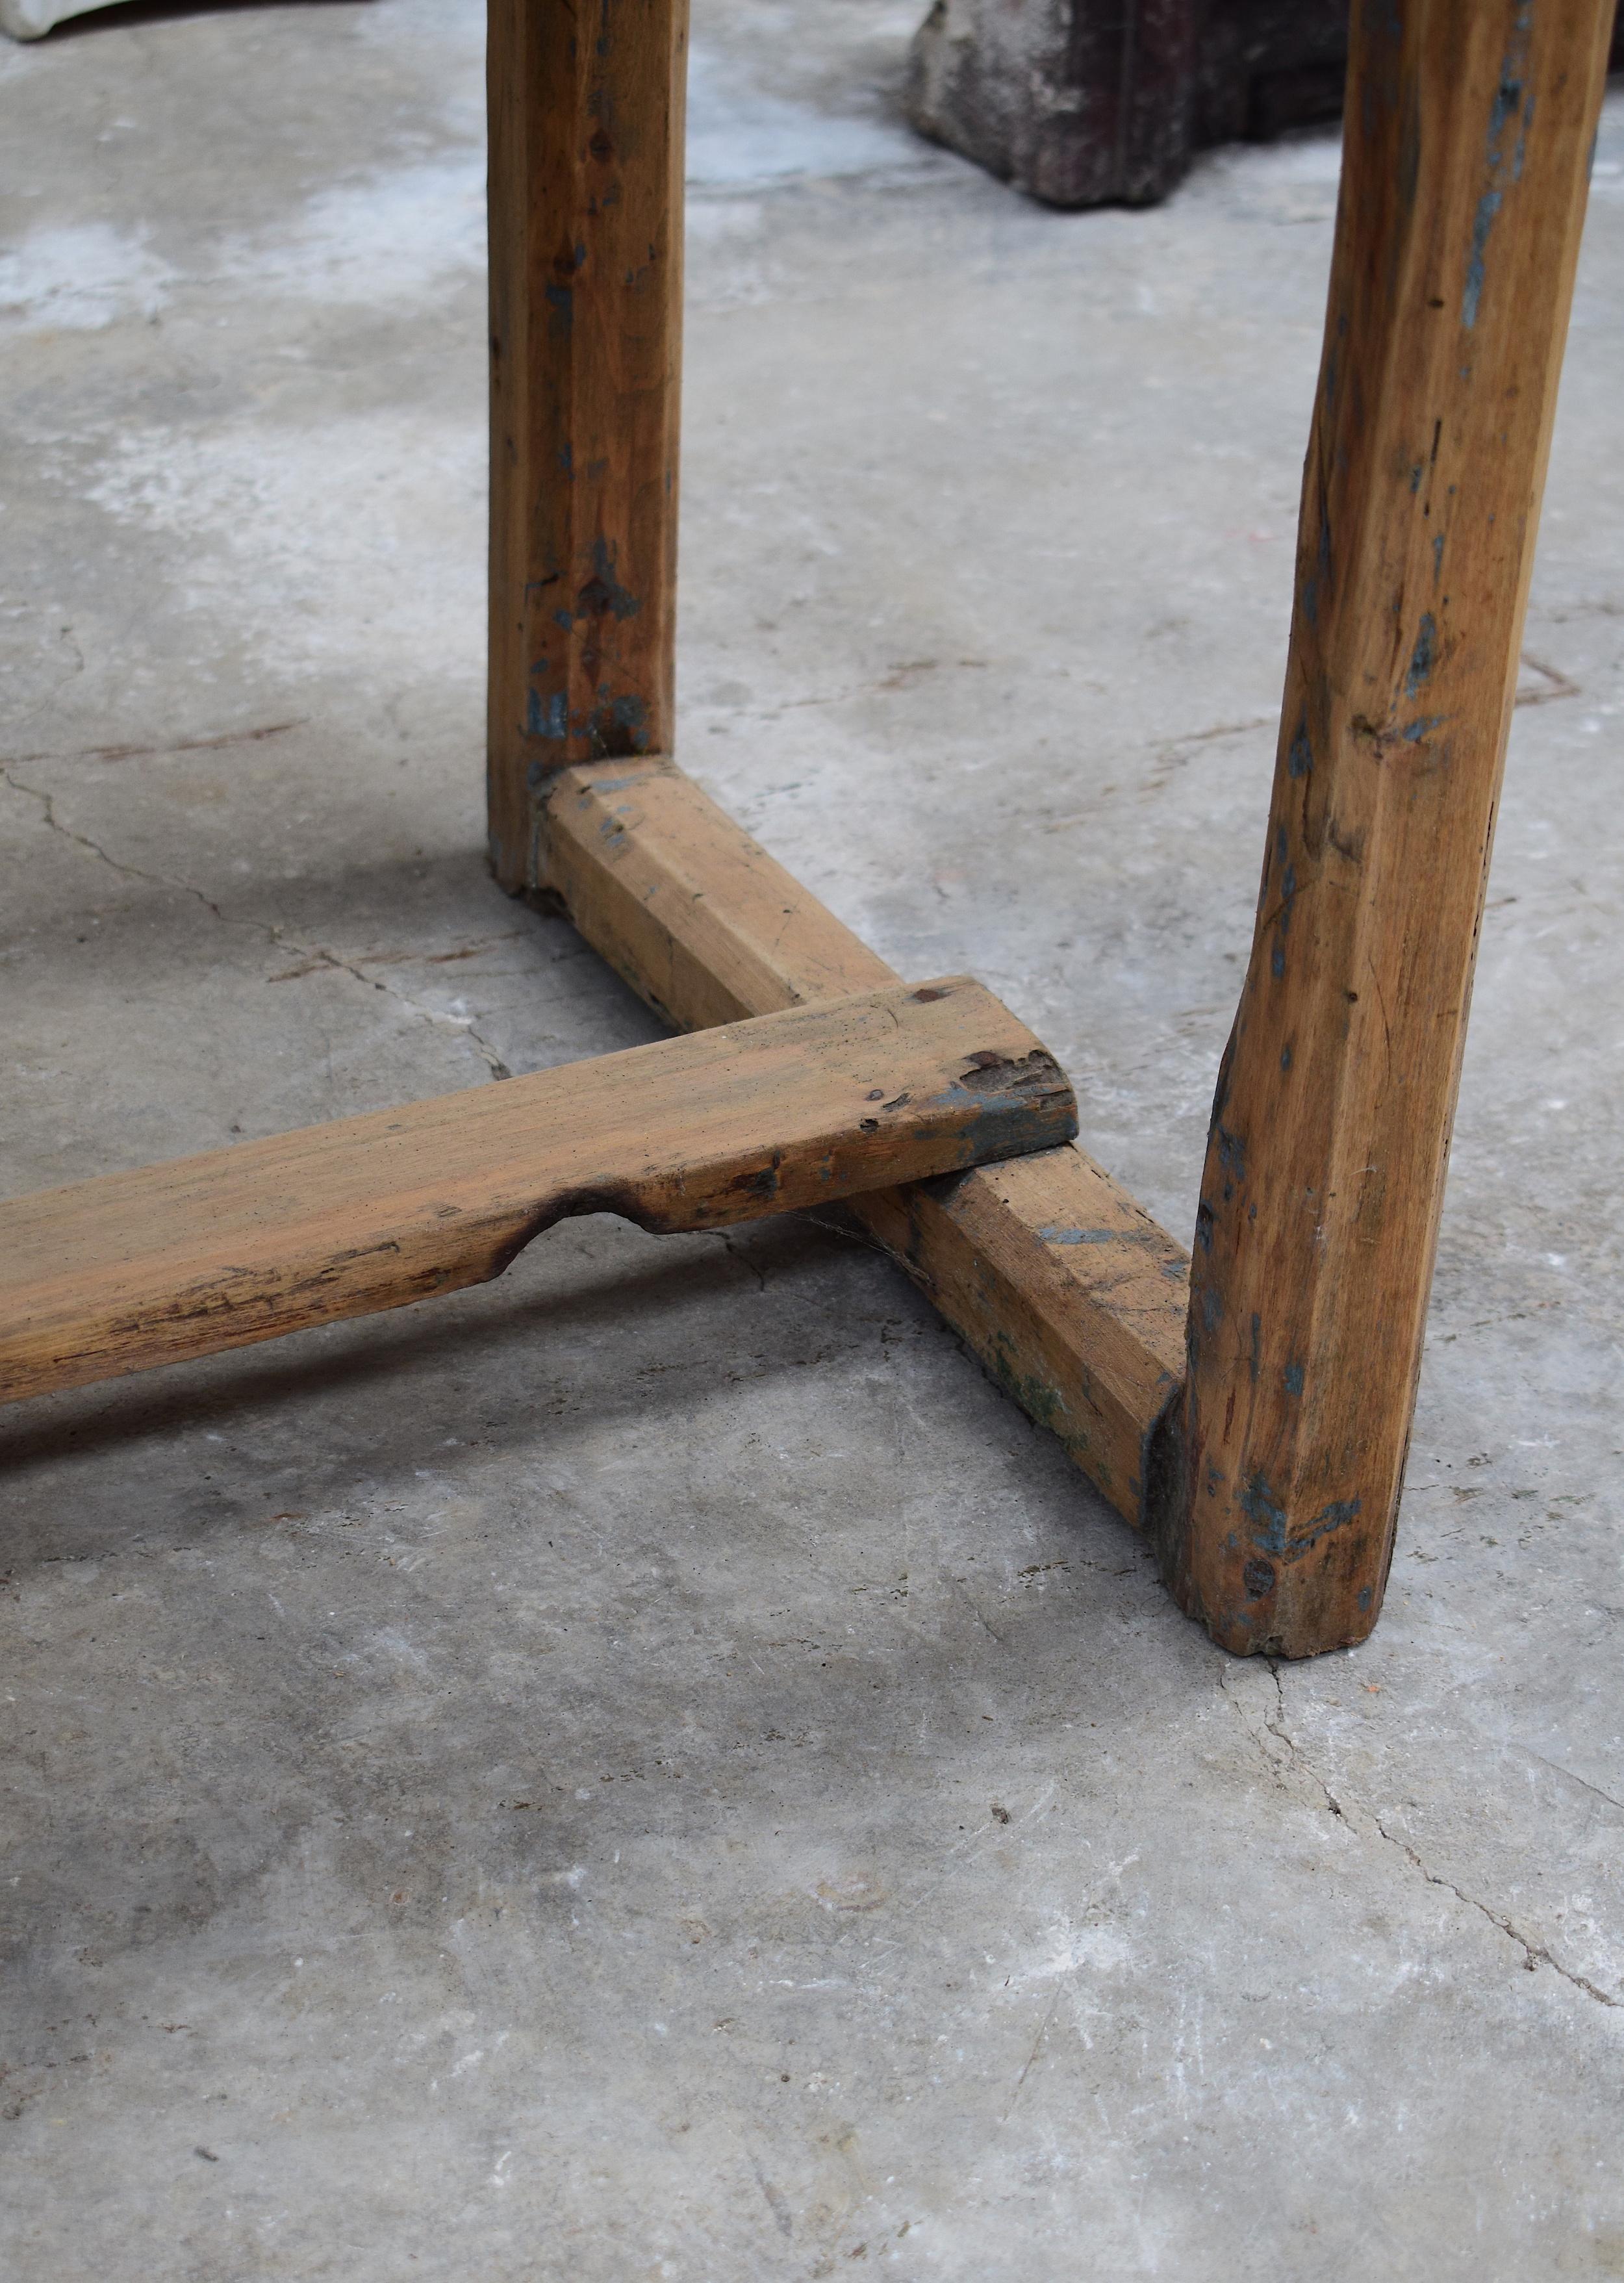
[{"x1": 0, "y1": 978, "x2": 1076, "y2": 1407}]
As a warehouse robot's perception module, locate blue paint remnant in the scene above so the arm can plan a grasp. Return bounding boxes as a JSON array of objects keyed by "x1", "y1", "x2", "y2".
[
  {"x1": 1201, "y1": 1287, "x2": 1223, "y2": 1334},
  {"x1": 1289, "y1": 1498, "x2": 1361, "y2": 1560},
  {"x1": 1512, "y1": 92, "x2": 1534, "y2": 183},
  {"x1": 1462, "y1": 188, "x2": 1502, "y2": 329},
  {"x1": 1404, "y1": 613, "x2": 1438, "y2": 696},
  {"x1": 1241, "y1": 1476, "x2": 1358, "y2": 1562},
  {"x1": 1288, "y1": 716, "x2": 1312, "y2": 778},
  {"x1": 926, "y1": 1073, "x2": 1078, "y2": 1170},
  {"x1": 1249, "y1": 1313, "x2": 1262, "y2": 1384},
  {"x1": 1269, "y1": 847, "x2": 1295, "y2": 977},
  {"x1": 1486, "y1": 75, "x2": 1522, "y2": 151},
  {"x1": 554, "y1": 610, "x2": 576, "y2": 631},
  {"x1": 1401, "y1": 715, "x2": 1445, "y2": 743},
  {"x1": 581, "y1": 689, "x2": 652, "y2": 762},
  {"x1": 527, "y1": 689, "x2": 568, "y2": 740},
  {"x1": 1242, "y1": 1557, "x2": 1276, "y2": 1600},
  {"x1": 1240, "y1": 1473, "x2": 1288, "y2": 1555},
  {"x1": 731, "y1": 1161, "x2": 781, "y2": 1204},
  {"x1": 1038, "y1": 1226, "x2": 1126, "y2": 1246},
  {"x1": 1432, "y1": 531, "x2": 1445, "y2": 585},
  {"x1": 1450, "y1": 42, "x2": 1525, "y2": 328},
  {"x1": 1284, "y1": 1360, "x2": 1304, "y2": 1397},
  {"x1": 1280, "y1": 1043, "x2": 1293, "y2": 1073},
  {"x1": 1195, "y1": 1200, "x2": 1214, "y2": 1253},
  {"x1": 1358, "y1": 1585, "x2": 1373, "y2": 1611},
  {"x1": 1408, "y1": 463, "x2": 1423, "y2": 495},
  {"x1": 544, "y1": 281, "x2": 574, "y2": 338},
  {"x1": 1215, "y1": 1128, "x2": 1246, "y2": 1182},
  {"x1": 576, "y1": 536, "x2": 642, "y2": 624},
  {"x1": 558, "y1": 444, "x2": 574, "y2": 478}
]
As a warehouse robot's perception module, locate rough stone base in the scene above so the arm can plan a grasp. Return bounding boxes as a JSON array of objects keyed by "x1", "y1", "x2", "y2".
[
  {"x1": 907, "y1": 0, "x2": 1204, "y2": 207},
  {"x1": 907, "y1": 0, "x2": 1623, "y2": 209}
]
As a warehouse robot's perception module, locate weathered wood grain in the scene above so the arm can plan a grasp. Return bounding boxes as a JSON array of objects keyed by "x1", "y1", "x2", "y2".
[
  {"x1": 538, "y1": 761, "x2": 1191, "y2": 1527},
  {"x1": 1175, "y1": 0, "x2": 1614, "y2": 1656},
  {"x1": 0, "y1": 980, "x2": 1075, "y2": 1407},
  {"x1": 487, "y1": 0, "x2": 688, "y2": 890},
  {"x1": 537, "y1": 757, "x2": 895, "y2": 1026}
]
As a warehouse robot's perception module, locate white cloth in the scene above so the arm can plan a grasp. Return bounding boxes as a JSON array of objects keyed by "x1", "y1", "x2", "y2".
[{"x1": 1, "y1": 0, "x2": 129, "y2": 38}]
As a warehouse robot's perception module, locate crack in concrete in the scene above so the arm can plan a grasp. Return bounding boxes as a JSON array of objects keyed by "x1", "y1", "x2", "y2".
[
  {"x1": 2, "y1": 763, "x2": 515, "y2": 1084},
  {"x1": 1243, "y1": 1657, "x2": 1622, "y2": 2014},
  {"x1": 999, "y1": 1976, "x2": 1064, "y2": 2128},
  {"x1": 298, "y1": 943, "x2": 514, "y2": 1082},
  {"x1": 1, "y1": 720, "x2": 305, "y2": 769},
  {"x1": 720, "y1": 1230, "x2": 768, "y2": 1294},
  {"x1": 1364, "y1": 1806, "x2": 1621, "y2": 2009},
  {"x1": 1511, "y1": 1744, "x2": 1624, "y2": 1820},
  {"x1": 1260, "y1": 1659, "x2": 1346, "y2": 1820},
  {"x1": 1217, "y1": 1661, "x2": 1333, "y2": 1821},
  {"x1": 3, "y1": 761, "x2": 231, "y2": 922}
]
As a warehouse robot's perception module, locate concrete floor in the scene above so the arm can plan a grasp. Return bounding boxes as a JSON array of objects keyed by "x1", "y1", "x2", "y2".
[{"x1": 3, "y1": 4, "x2": 1623, "y2": 2275}]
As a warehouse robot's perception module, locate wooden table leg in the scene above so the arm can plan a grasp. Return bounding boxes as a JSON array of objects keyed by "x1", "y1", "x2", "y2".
[
  {"x1": 487, "y1": 0, "x2": 688, "y2": 891},
  {"x1": 1174, "y1": 0, "x2": 1616, "y2": 1657}
]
